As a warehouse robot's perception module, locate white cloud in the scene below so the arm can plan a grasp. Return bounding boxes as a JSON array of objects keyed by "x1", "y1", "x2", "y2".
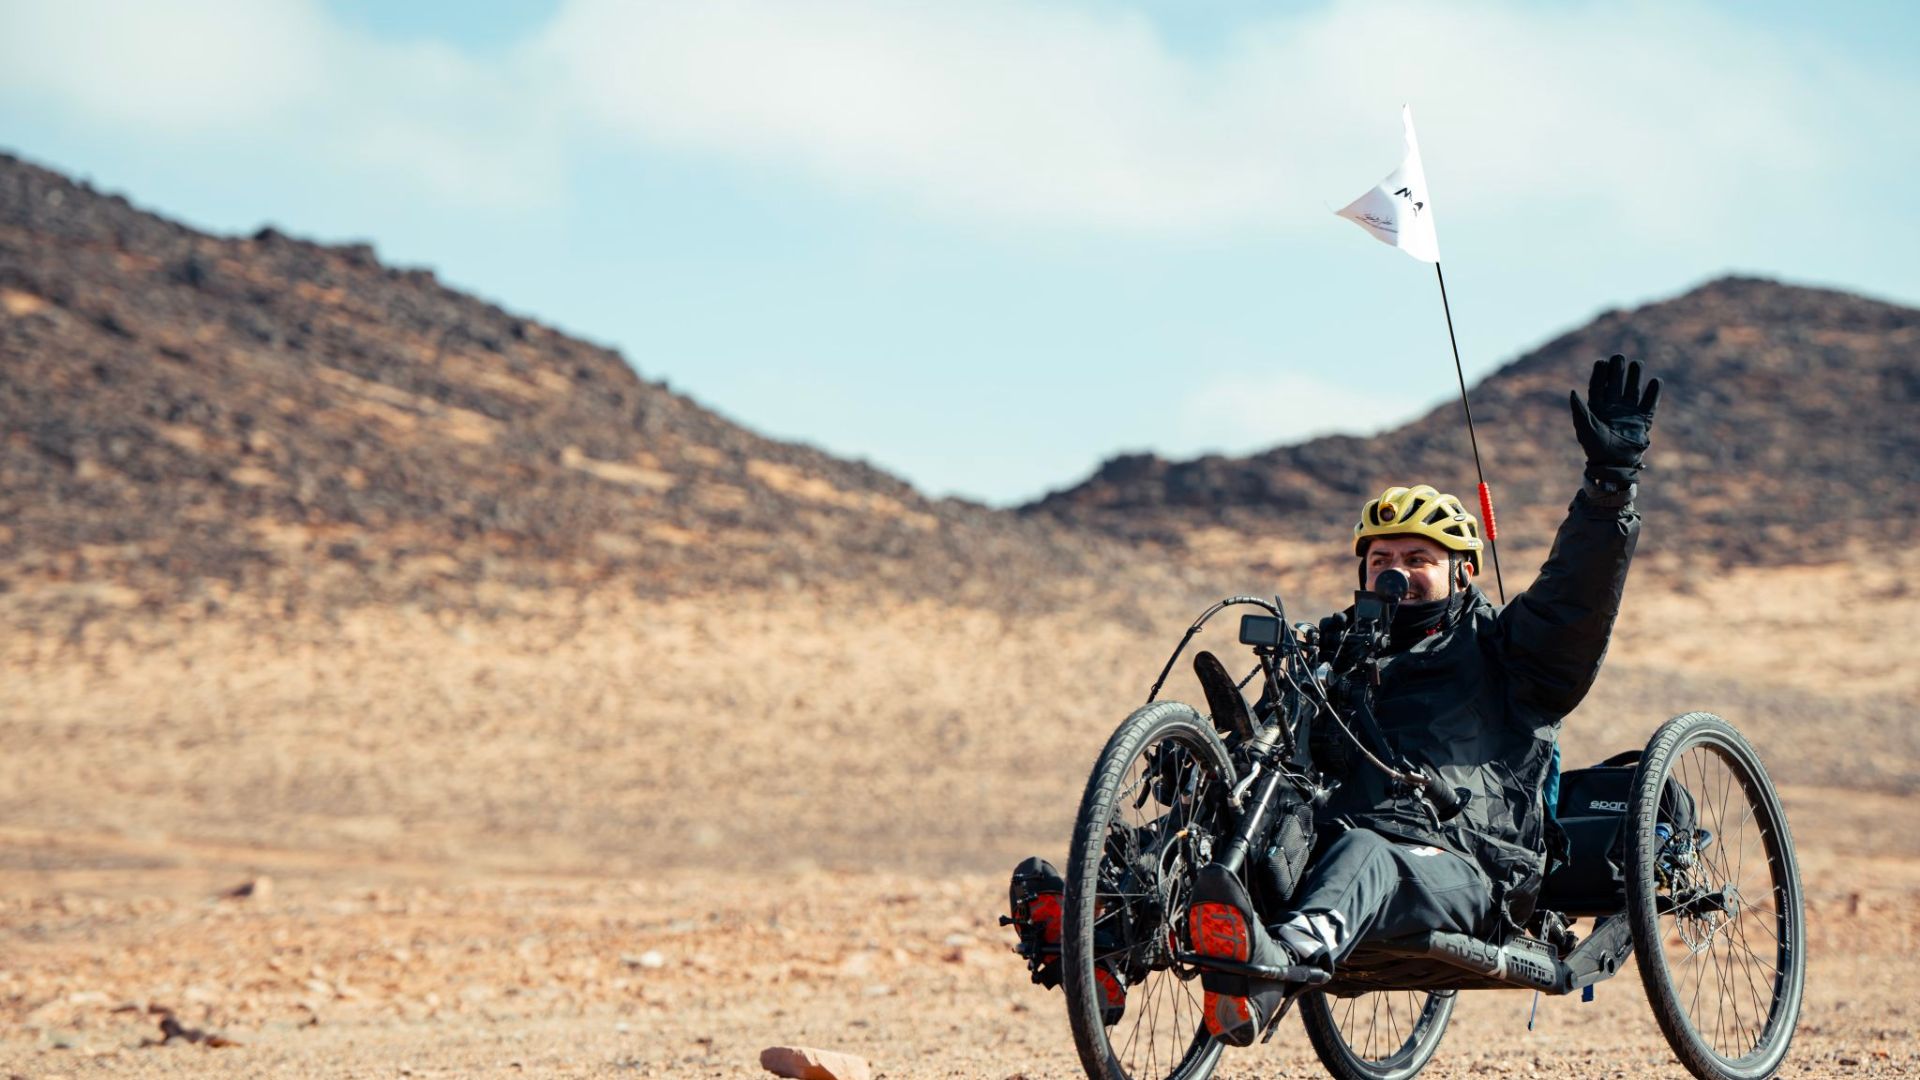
[
  {"x1": 0, "y1": 0, "x2": 562, "y2": 209},
  {"x1": 0, "y1": 0, "x2": 1907, "y2": 231},
  {"x1": 528, "y1": 0, "x2": 1275, "y2": 229},
  {"x1": 0, "y1": 0, "x2": 327, "y2": 131},
  {"x1": 529, "y1": 0, "x2": 1905, "y2": 237},
  {"x1": 1171, "y1": 369, "x2": 1424, "y2": 458}
]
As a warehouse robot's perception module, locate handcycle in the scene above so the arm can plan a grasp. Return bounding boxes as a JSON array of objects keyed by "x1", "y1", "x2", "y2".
[{"x1": 1034, "y1": 574, "x2": 1805, "y2": 1080}]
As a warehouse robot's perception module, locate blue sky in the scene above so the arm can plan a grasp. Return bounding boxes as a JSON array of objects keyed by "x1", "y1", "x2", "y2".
[{"x1": 3, "y1": 0, "x2": 1916, "y2": 505}]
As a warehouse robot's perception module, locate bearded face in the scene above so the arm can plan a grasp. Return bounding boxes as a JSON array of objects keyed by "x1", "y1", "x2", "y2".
[{"x1": 1363, "y1": 536, "x2": 1465, "y2": 603}]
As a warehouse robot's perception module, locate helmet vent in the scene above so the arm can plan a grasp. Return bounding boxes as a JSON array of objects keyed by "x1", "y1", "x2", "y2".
[{"x1": 1354, "y1": 484, "x2": 1483, "y2": 576}]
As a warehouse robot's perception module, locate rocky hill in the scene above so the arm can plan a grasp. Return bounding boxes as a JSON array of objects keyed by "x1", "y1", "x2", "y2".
[
  {"x1": 1024, "y1": 277, "x2": 1919, "y2": 578},
  {"x1": 6, "y1": 150, "x2": 1915, "y2": 628},
  {"x1": 0, "y1": 153, "x2": 1177, "y2": 624}
]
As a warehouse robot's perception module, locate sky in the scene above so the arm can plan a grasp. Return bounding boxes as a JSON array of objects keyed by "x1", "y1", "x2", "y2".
[{"x1": 2, "y1": 0, "x2": 1916, "y2": 505}]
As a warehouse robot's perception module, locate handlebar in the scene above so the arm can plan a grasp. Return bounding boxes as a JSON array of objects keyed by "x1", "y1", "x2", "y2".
[{"x1": 1152, "y1": 589, "x2": 1470, "y2": 825}]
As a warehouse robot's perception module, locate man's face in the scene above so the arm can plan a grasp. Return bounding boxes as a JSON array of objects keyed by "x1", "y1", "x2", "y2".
[{"x1": 1364, "y1": 536, "x2": 1464, "y2": 603}]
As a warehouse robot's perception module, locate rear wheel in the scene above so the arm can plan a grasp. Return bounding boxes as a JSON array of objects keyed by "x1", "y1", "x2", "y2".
[
  {"x1": 1299, "y1": 989, "x2": 1455, "y2": 1080},
  {"x1": 1064, "y1": 702, "x2": 1235, "y2": 1080},
  {"x1": 1627, "y1": 713, "x2": 1805, "y2": 1080}
]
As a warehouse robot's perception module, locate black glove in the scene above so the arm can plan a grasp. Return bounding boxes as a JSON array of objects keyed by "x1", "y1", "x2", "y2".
[
  {"x1": 1316, "y1": 611, "x2": 1351, "y2": 664},
  {"x1": 1570, "y1": 354, "x2": 1660, "y2": 485}
]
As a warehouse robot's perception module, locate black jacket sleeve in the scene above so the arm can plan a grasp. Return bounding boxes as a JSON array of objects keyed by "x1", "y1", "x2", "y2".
[{"x1": 1495, "y1": 486, "x2": 1640, "y2": 718}]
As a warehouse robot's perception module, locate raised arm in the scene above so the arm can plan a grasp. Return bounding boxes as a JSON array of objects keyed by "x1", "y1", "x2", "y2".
[{"x1": 1498, "y1": 356, "x2": 1661, "y2": 717}]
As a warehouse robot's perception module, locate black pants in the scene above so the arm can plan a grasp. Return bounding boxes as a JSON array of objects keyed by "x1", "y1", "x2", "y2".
[{"x1": 1278, "y1": 828, "x2": 1495, "y2": 965}]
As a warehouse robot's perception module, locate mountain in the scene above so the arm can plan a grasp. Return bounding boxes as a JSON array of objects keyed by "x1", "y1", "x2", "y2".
[
  {"x1": 1023, "y1": 277, "x2": 1920, "y2": 578},
  {"x1": 3, "y1": 153, "x2": 1914, "y2": 902},
  {"x1": 0, "y1": 153, "x2": 1176, "y2": 624},
  {"x1": 7, "y1": 148, "x2": 1915, "y2": 628}
]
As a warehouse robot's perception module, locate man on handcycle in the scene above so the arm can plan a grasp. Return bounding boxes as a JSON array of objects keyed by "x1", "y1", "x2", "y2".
[{"x1": 1010, "y1": 354, "x2": 1662, "y2": 1047}]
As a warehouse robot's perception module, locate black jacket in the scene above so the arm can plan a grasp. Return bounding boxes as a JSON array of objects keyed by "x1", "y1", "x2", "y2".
[{"x1": 1320, "y1": 485, "x2": 1640, "y2": 929}]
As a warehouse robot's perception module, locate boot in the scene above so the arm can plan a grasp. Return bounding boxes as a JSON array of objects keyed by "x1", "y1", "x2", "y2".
[
  {"x1": 1004, "y1": 856, "x2": 1131, "y2": 1023},
  {"x1": 1187, "y1": 863, "x2": 1319, "y2": 1046},
  {"x1": 1004, "y1": 857, "x2": 1065, "y2": 988}
]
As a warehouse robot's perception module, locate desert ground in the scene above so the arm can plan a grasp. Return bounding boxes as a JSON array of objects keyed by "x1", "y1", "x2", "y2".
[{"x1": 5, "y1": 557, "x2": 1918, "y2": 1077}]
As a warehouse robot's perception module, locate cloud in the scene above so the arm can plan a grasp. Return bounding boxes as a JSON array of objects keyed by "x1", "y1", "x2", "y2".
[
  {"x1": 0, "y1": 0, "x2": 1908, "y2": 232},
  {"x1": 0, "y1": 0, "x2": 562, "y2": 209},
  {"x1": 0, "y1": 0, "x2": 327, "y2": 132},
  {"x1": 530, "y1": 0, "x2": 1907, "y2": 237},
  {"x1": 1171, "y1": 369, "x2": 1424, "y2": 459},
  {"x1": 528, "y1": 0, "x2": 1274, "y2": 229}
]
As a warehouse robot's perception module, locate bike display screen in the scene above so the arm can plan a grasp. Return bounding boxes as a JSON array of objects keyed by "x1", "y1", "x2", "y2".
[{"x1": 1238, "y1": 614, "x2": 1283, "y2": 646}]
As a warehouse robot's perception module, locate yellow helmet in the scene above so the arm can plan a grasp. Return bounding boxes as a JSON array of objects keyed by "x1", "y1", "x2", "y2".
[{"x1": 1353, "y1": 484, "x2": 1484, "y2": 574}]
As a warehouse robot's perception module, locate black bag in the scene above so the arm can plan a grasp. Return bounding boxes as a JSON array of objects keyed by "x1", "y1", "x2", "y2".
[
  {"x1": 1254, "y1": 796, "x2": 1315, "y2": 910},
  {"x1": 1540, "y1": 750, "x2": 1698, "y2": 916}
]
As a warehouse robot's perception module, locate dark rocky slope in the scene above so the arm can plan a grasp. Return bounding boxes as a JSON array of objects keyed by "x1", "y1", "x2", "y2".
[
  {"x1": 1025, "y1": 277, "x2": 1919, "y2": 570},
  {"x1": 0, "y1": 153, "x2": 1174, "y2": 622},
  {"x1": 6, "y1": 148, "x2": 1912, "y2": 629}
]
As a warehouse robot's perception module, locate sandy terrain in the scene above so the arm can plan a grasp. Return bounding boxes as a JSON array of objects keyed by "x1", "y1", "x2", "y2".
[
  {"x1": 3, "y1": 828, "x2": 1915, "y2": 1078},
  {"x1": 5, "y1": 566, "x2": 1918, "y2": 1077}
]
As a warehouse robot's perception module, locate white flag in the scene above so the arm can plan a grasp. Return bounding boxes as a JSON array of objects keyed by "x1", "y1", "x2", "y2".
[{"x1": 1336, "y1": 105, "x2": 1441, "y2": 263}]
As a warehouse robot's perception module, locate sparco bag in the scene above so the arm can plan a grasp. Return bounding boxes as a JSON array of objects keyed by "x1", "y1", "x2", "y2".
[{"x1": 1541, "y1": 750, "x2": 1698, "y2": 915}]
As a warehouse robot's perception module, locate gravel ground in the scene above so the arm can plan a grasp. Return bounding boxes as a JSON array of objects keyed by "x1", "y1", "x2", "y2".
[
  {"x1": 4, "y1": 832, "x2": 1915, "y2": 1080},
  {"x1": 5, "y1": 584, "x2": 1914, "y2": 1079}
]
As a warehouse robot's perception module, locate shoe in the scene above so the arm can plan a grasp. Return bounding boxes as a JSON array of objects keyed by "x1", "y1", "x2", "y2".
[
  {"x1": 1004, "y1": 857, "x2": 1065, "y2": 988},
  {"x1": 1187, "y1": 863, "x2": 1298, "y2": 1046},
  {"x1": 1006, "y1": 857, "x2": 1131, "y2": 1022}
]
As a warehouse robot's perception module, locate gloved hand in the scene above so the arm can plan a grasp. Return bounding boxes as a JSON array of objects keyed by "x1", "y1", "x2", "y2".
[
  {"x1": 1316, "y1": 611, "x2": 1350, "y2": 662},
  {"x1": 1570, "y1": 354, "x2": 1660, "y2": 484}
]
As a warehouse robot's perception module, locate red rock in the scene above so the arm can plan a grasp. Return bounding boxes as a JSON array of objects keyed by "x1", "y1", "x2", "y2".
[
  {"x1": 225, "y1": 876, "x2": 273, "y2": 902},
  {"x1": 759, "y1": 1045, "x2": 872, "y2": 1080}
]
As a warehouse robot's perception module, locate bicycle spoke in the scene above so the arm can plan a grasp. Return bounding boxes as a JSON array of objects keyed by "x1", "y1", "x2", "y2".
[
  {"x1": 1073, "y1": 719, "x2": 1236, "y2": 1080},
  {"x1": 1645, "y1": 730, "x2": 1802, "y2": 1073},
  {"x1": 1726, "y1": 907, "x2": 1777, "y2": 1031},
  {"x1": 1720, "y1": 926, "x2": 1751, "y2": 1053},
  {"x1": 1717, "y1": 927, "x2": 1747, "y2": 1055},
  {"x1": 1731, "y1": 923, "x2": 1771, "y2": 1042}
]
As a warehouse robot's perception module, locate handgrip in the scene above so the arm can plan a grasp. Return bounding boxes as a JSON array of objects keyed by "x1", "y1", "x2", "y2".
[
  {"x1": 1478, "y1": 482, "x2": 1498, "y2": 542},
  {"x1": 1419, "y1": 765, "x2": 1471, "y2": 822}
]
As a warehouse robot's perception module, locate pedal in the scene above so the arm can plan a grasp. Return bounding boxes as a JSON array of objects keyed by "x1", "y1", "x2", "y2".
[
  {"x1": 1259, "y1": 982, "x2": 1318, "y2": 1043},
  {"x1": 1176, "y1": 952, "x2": 1331, "y2": 985}
]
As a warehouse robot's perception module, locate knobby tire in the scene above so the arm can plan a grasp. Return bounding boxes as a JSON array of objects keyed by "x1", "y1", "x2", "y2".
[{"x1": 1064, "y1": 702, "x2": 1233, "y2": 1080}]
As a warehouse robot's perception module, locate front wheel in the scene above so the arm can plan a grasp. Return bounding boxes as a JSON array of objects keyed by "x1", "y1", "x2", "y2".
[
  {"x1": 1063, "y1": 702, "x2": 1235, "y2": 1080},
  {"x1": 1627, "y1": 712, "x2": 1806, "y2": 1080},
  {"x1": 1299, "y1": 989, "x2": 1455, "y2": 1080}
]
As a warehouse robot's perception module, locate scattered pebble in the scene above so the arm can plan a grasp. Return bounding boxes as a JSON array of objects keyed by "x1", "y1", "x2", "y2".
[
  {"x1": 225, "y1": 876, "x2": 273, "y2": 902},
  {"x1": 759, "y1": 1045, "x2": 872, "y2": 1080}
]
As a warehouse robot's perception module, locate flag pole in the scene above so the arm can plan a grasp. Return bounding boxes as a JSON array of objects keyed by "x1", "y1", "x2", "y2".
[{"x1": 1433, "y1": 262, "x2": 1506, "y2": 603}]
